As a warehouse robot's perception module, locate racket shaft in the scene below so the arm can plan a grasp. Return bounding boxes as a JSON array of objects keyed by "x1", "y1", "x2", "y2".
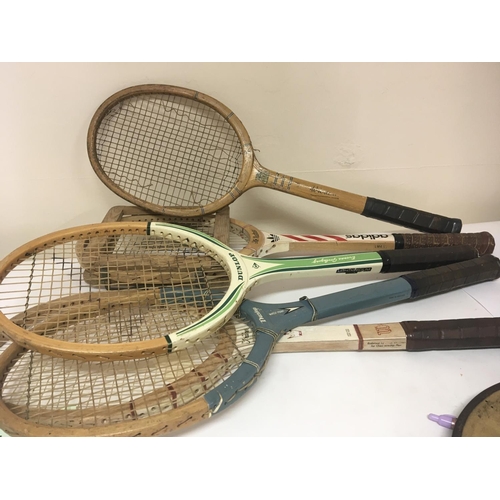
[
  {"x1": 275, "y1": 317, "x2": 500, "y2": 352},
  {"x1": 248, "y1": 165, "x2": 462, "y2": 233},
  {"x1": 206, "y1": 255, "x2": 500, "y2": 413},
  {"x1": 257, "y1": 231, "x2": 494, "y2": 257},
  {"x1": 100, "y1": 206, "x2": 494, "y2": 257},
  {"x1": 311, "y1": 255, "x2": 500, "y2": 323},
  {"x1": 167, "y1": 246, "x2": 478, "y2": 350},
  {"x1": 243, "y1": 246, "x2": 478, "y2": 284}
]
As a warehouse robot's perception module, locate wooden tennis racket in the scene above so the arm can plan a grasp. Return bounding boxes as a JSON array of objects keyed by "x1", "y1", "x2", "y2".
[
  {"x1": 87, "y1": 85, "x2": 462, "y2": 233},
  {"x1": 3, "y1": 316, "x2": 498, "y2": 353},
  {"x1": 103, "y1": 205, "x2": 495, "y2": 257},
  {"x1": 0, "y1": 262, "x2": 499, "y2": 437},
  {"x1": 0, "y1": 222, "x2": 481, "y2": 361}
]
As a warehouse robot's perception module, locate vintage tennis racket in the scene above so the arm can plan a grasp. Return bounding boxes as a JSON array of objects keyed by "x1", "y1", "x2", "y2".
[
  {"x1": 0, "y1": 259, "x2": 499, "y2": 437},
  {"x1": 0, "y1": 222, "x2": 481, "y2": 361},
  {"x1": 3, "y1": 316, "x2": 498, "y2": 353},
  {"x1": 103, "y1": 205, "x2": 495, "y2": 257},
  {"x1": 87, "y1": 84, "x2": 462, "y2": 233}
]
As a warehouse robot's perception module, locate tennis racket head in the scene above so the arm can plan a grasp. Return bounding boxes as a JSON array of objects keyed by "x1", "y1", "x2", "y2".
[
  {"x1": 0, "y1": 222, "x2": 250, "y2": 360},
  {"x1": 0, "y1": 317, "x2": 255, "y2": 436},
  {"x1": 87, "y1": 84, "x2": 255, "y2": 216}
]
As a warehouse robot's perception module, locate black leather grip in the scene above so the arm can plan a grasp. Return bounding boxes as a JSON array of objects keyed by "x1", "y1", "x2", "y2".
[
  {"x1": 362, "y1": 197, "x2": 462, "y2": 233},
  {"x1": 401, "y1": 255, "x2": 500, "y2": 299},
  {"x1": 378, "y1": 246, "x2": 478, "y2": 273},
  {"x1": 402, "y1": 318, "x2": 500, "y2": 351}
]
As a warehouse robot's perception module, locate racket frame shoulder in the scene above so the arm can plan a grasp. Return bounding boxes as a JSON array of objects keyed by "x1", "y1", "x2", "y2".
[{"x1": 229, "y1": 218, "x2": 267, "y2": 256}]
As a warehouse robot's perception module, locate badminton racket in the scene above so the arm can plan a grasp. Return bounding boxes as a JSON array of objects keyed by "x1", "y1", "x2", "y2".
[
  {"x1": 102, "y1": 205, "x2": 495, "y2": 257},
  {"x1": 0, "y1": 257, "x2": 498, "y2": 436},
  {"x1": 0, "y1": 222, "x2": 480, "y2": 361},
  {"x1": 87, "y1": 84, "x2": 462, "y2": 233}
]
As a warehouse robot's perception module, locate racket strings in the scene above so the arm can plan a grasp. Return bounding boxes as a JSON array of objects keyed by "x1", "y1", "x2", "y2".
[
  {"x1": 111, "y1": 211, "x2": 252, "y2": 255},
  {"x1": 96, "y1": 94, "x2": 243, "y2": 207},
  {"x1": 0, "y1": 229, "x2": 232, "y2": 346},
  {"x1": 0, "y1": 318, "x2": 256, "y2": 431}
]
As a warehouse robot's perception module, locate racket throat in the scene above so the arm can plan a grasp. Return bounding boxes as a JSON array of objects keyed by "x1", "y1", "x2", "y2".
[{"x1": 238, "y1": 299, "x2": 318, "y2": 335}]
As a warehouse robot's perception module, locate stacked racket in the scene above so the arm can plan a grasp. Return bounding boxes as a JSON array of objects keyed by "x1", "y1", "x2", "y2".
[{"x1": 0, "y1": 85, "x2": 499, "y2": 437}]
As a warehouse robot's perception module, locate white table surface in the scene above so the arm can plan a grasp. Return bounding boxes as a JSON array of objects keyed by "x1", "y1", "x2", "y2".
[{"x1": 173, "y1": 221, "x2": 500, "y2": 437}]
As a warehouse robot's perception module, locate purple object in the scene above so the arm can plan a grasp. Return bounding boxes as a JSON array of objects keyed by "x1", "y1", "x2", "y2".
[{"x1": 428, "y1": 413, "x2": 457, "y2": 429}]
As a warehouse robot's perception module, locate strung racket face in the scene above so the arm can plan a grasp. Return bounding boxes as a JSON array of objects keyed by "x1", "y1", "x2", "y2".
[
  {"x1": 2, "y1": 303, "x2": 500, "y2": 435},
  {"x1": 0, "y1": 317, "x2": 253, "y2": 437},
  {"x1": 88, "y1": 85, "x2": 462, "y2": 232},
  {"x1": 88, "y1": 85, "x2": 251, "y2": 216},
  {"x1": 1, "y1": 255, "x2": 499, "y2": 437},
  {"x1": 1, "y1": 221, "x2": 415, "y2": 360},
  {"x1": 0, "y1": 222, "x2": 239, "y2": 360}
]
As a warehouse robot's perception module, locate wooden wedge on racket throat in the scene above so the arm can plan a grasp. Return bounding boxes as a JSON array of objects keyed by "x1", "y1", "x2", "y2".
[
  {"x1": 1, "y1": 258, "x2": 499, "y2": 437},
  {"x1": 101, "y1": 205, "x2": 495, "y2": 258},
  {"x1": 0, "y1": 222, "x2": 480, "y2": 361},
  {"x1": 87, "y1": 85, "x2": 462, "y2": 233}
]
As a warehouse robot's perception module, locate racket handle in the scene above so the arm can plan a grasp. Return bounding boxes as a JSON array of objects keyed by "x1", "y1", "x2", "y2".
[
  {"x1": 402, "y1": 254, "x2": 500, "y2": 299},
  {"x1": 295, "y1": 255, "x2": 500, "y2": 326},
  {"x1": 403, "y1": 317, "x2": 500, "y2": 350},
  {"x1": 362, "y1": 197, "x2": 462, "y2": 233},
  {"x1": 275, "y1": 317, "x2": 500, "y2": 352},
  {"x1": 379, "y1": 246, "x2": 478, "y2": 273},
  {"x1": 394, "y1": 231, "x2": 495, "y2": 256}
]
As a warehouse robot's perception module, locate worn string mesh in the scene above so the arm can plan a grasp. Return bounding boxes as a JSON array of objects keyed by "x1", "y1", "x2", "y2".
[
  {"x1": 0, "y1": 317, "x2": 255, "y2": 434},
  {"x1": 0, "y1": 228, "x2": 231, "y2": 346},
  {"x1": 95, "y1": 94, "x2": 244, "y2": 207},
  {"x1": 107, "y1": 210, "x2": 251, "y2": 254}
]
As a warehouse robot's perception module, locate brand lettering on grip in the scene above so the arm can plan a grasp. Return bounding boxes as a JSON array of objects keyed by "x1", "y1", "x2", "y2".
[{"x1": 228, "y1": 253, "x2": 244, "y2": 281}]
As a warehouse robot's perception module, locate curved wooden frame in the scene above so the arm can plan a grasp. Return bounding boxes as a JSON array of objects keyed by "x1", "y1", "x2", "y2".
[
  {"x1": 0, "y1": 222, "x2": 236, "y2": 361},
  {"x1": 86, "y1": 85, "x2": 462, "y2": 233},
  {"x1": 0, "y1": 320, "x2": 241, "y2": 436},
  {"x1": 87, "y1": 84, "x2": 254, "y2": 217}
]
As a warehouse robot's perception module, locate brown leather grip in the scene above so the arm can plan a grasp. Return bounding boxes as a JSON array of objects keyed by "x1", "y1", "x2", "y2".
[
  {"x1": 402, "y1": 255, "x2": 500, "y2": 299},
  {"x1": 395, "y1": 231, "x2": 495, "y2": 256},
  {"x1": 402, "y1": 318, "x2": 500, "y2": 350}
]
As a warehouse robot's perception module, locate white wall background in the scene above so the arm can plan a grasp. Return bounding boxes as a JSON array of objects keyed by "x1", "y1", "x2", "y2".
[{"x1": 1, "y1": 62, "x2": 499, "y2": 259}]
